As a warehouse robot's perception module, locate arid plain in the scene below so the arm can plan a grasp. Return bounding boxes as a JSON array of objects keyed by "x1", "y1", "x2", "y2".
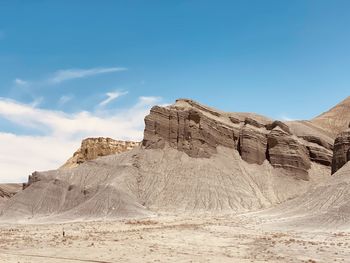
[{"x1": 1, "y1": 213, "x2": 350, "y2": 263}]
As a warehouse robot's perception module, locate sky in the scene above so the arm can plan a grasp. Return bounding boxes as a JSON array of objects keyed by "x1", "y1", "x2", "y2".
[{"x1": 0, "y1": 0, "x2": 349, "y2": 182}]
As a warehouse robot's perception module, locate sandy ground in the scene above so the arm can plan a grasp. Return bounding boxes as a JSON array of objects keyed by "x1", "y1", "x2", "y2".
[{"x1": 0, "y1": 213, "x2": 349, "y2": 263}]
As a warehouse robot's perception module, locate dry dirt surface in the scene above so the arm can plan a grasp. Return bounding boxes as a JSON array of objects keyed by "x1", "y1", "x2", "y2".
[{"x1": 0, "y1": 213, "x2": 349, "y2": 263}]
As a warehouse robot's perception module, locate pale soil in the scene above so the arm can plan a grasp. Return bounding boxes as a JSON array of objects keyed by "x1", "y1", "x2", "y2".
[{"x1": 0, "y1": 213, "x2": 349, "y2": 263}]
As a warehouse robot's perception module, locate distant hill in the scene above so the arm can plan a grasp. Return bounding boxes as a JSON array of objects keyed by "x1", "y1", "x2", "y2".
[{"x1": 312, "y1": 96, "x2": 350, "y2": 137}]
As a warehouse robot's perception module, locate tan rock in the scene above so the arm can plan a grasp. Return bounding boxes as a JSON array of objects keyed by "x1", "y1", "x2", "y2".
[
  {"x1": 143, "y1": 105, "x2": 238, "y2": 158},
  {"x1": 306, "y1": 144, "x2": 333, "y2": 166},
  {"x1": 61, "y1": 137, "x2": 140, "y2": 169},
  {"x1": 142, "y1": 99, "x2": 335, "y2": 181},
  {"x1": 22, "y1": 171, "x2": 41, "y2": 189},
  {"x1": 265, "y1": 120, "x2": 291, "y2": 134},
  {"x1": 266, "y1": 129, "x2": 311, "y2": 180},
  {"x1": 238, "y1": 125, "x2": 267, "y2": 165},
  {"x1": 331, "y1": 128, "x2": 350, "y2": 174}
]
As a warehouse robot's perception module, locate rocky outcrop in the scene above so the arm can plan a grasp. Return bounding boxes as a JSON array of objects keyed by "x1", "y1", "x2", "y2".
[
  {"x1": 266, "y1": 129, "x2": 311, "y2": 180},
  {"x1": 306, "y1": 144, "x2": 333, "y2": 166},
  {"x1": 238, "y1": 126, "x2": 267, "y2": 165},
  {"x1": 143, "y1": 99, "x2": 333, "y2": 180},
  {"x1": 61, "y1": 138, "x2": 140, "y2": 169},
  {"x1": 266, "y1": 120, "x2": 291, "y2": 134},
  {"x1": 22, "y1": 171, "x2": 42, "y2": 189},
  {"x1": 300, "y1": 135, "x2": 333, "y2": 151},
  {"x1": 285, "y1": 121, "x2": 334, "y2": 166},
  {"x1": 331, "y1": 127, "x2": 350, "y2": 174},
  {"x1": 143, "y1": 106, "x2": 237, "y2": 158}
]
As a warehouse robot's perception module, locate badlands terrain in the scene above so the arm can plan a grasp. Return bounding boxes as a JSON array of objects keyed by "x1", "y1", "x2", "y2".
[{"x1": 1, "y1": 97, "x2": 350, "y2": 262}]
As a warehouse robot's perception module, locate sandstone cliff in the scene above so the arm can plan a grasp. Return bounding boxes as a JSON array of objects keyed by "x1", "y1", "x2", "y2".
[
  {"x1": 61, "y1": 137, "x2": 140, "y2": 169},
  {"x1": 331, "y1": 124, "x2": 350, "y2": 174},
  {"x1": 143, "y1": 99, "x2": 333, "y2": 180}
]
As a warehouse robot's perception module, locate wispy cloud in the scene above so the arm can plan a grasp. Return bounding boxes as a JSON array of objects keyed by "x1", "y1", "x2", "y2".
[
  {"x1": 58, "y1": 95, "x2": 73, "y2": 106},
  {"x1": 0, "y1": 96, "x2": 158, "y2": 139},
  {"x1": 30, "y1": 97, "x2": 44, "y2": 107},
  {"x1": 49, "y1": 67, "x2": 127, "y2": 84},
  {"x1": 11, "y1": 67, "x2": 127, "y2": 91},
  {"x1": 0, "y1": 96, "x2": 162, "y2": 182},
  {"x1": 138, "y1": 96, "x2": 162, "y2": 107},
  {"x1": 0, "y1": 30, "x2": 5, "y2": 39},
  {"x1": 99, "y1": 91, "x2": 128, "y2": 106},
  {"x1": 280, "y1": 115, "x2": 295, "y2": 121},
  {"x1": 14, "y1": 78, "x2": 28, "y2": 86}
]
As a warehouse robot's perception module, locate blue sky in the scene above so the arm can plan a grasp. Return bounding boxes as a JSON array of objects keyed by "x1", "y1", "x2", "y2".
[{"x1": 0, "y1": 0, "x2": 349, "y2": 181}]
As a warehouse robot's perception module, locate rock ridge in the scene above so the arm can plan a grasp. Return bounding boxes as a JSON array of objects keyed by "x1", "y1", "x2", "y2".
[{"x1": 143, "y1": 99, "x2": 334, "y2": 180}]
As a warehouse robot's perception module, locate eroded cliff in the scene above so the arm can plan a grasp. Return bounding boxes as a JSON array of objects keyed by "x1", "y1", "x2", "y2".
[{"x1": 143, "y1": 99, "x2": 333, "y2": 180}]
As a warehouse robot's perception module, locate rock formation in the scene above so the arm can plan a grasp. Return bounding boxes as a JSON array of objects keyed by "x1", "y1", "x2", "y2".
[
  {"x1": 331, "y1": 125, "x2": 350, "y2": 174},
  {"x1": 306, "y1": 144, "x2": 333, "y2": 166},
  {"x1": 22, "y1": 171, "x2": 42, "y2": 189},
  {"x1": 61, "y1": 137, "x2": 140, "y2": 169},
  {"x1": 4, "y1": 97, "x2": 350, "y2": 222},
  {"x1": 266, "y1": 129, "x2": 311, "y2": 180},
  {"x1": 143, "y1": 99, "x2": 333, "y2": 180},
  {"x1": 143, "y1": 105, "x2": 237, "y2": 158},
  {"x1": 238, "y1": 125, "x2": 267, "y2": 165}
]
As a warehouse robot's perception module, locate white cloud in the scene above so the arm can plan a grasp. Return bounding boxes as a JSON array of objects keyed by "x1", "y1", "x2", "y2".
[
  {"x1": 0, "y1": 96, "x2": 162, "y2": 183},
  {"x1": 0, "y1": 133, "x2": 79, "y2": 183},
  {"x1": 30, "y1": 97, "x2": 44, "y2": 107},
  {"x1": 137, "y1": 96, "x2": 162, "y2": 107},
  {"x1": 14, "y1": 78, "x2": 28, "y2": 86},
  {"x1": 49, "y1": 67, "x2": 127, "y2": 84},
  {"x1": 99, "y1": 91, "x2": 128, "y2": 106},
  {"x1": 58, "y1": 95, "x2": 73, "y2": 106},
  {"x1": 280, "y1": 115, "x2": 295, "y2": 121}
]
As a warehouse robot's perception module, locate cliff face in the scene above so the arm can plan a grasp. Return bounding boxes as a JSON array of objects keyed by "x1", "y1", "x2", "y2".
[
  {"x1": 143, "y1": 99, "x2": 333, "y2": 180},
  {"x1": 61, "y1": 137, "x2": 140, "y2": 169},
  {"x1": 332, "y1": 126, "x2": 350, "y2": 174}
]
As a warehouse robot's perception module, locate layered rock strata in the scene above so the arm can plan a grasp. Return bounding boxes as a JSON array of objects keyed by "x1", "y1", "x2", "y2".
[
  {"x1": 143, "y1": 99, "x2": 334, "y2": 180},
  {"x1": 266, "y1": 129, "x2": 311, "y2": 180},
  {"x1": 331, "y1": 126, "x2": 350, "y2": 174},
  {"x1": 61, "y1": 137, "x2": 140, "y2": 169}
]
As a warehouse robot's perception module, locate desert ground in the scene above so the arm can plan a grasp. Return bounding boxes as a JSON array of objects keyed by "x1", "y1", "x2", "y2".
[{"x1": 0, "y1": 213, "x2": 349, "y2": 263}]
